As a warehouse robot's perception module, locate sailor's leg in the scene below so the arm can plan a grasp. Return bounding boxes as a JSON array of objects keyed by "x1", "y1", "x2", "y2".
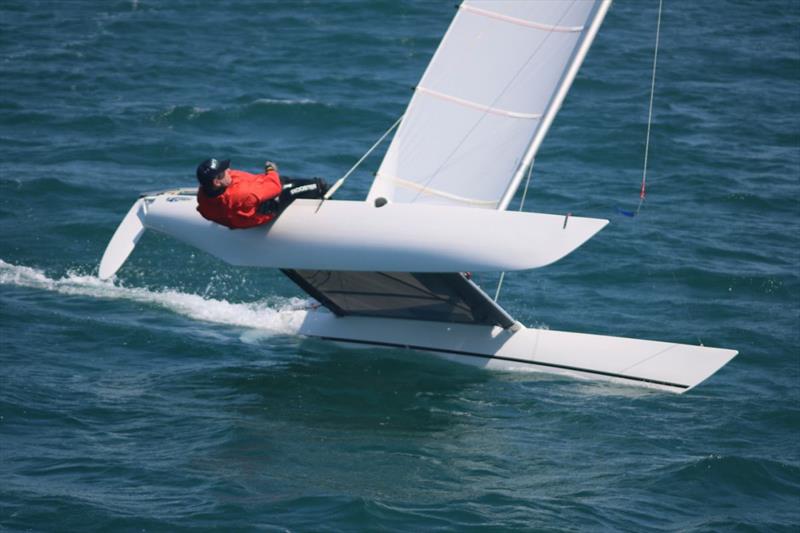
[
  {"x1": 281, "y1": 177, "x2": 329, "y2": 199},
  {"x1": 258, "y1": 177, "x2": 329, "y2": 215}
]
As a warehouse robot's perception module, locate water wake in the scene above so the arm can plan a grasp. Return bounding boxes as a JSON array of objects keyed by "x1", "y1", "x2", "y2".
[{"x1": 0, "y1": 259, "x2": 308, "y2": 335}]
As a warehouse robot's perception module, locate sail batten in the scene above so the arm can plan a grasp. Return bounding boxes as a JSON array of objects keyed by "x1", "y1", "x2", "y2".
[
  {"x1": 460, "y1": 4, "x2": 585, "y2": 33},
  {"x1": 377, "y1": 174, "x2": 499, "y2": 207},
  {"x1": 416, "y1": 86, "x2": 543, "y2": 120},
  {"x1": 368, "y1": 0, "x2": 610, "y2": 209}
]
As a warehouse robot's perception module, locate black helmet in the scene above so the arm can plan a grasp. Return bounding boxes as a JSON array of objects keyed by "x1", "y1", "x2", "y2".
[{"x1": 196, "y1": 158, "x2": 230, "y2": 185}]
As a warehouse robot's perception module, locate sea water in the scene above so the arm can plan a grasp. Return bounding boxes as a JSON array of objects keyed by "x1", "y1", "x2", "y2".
[{"x1": 1, "y1": 1, "x2": 798, "y2": 531}]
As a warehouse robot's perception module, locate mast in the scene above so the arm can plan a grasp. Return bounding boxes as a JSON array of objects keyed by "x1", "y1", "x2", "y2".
[{"x1": 497, "y1": 0, "x2": 613, "y2": 211}]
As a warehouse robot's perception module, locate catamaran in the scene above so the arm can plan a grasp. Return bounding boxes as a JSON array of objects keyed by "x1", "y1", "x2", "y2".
[{"x1": 98, "y1": 0, "x2": 736, "y2": 393}]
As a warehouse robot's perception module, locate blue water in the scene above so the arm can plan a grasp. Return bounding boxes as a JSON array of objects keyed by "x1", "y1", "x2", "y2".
[{"x1": 1, "y1": 0, "x2": 798, "y2": 531}]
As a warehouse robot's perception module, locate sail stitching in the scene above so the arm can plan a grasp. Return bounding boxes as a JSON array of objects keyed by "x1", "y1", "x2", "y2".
[
  {"x1": 380, "y1": 174, "x2": 498, "y2": 206},
  {"x1": 460, "y1": 4, "x2": 584, "y2": 33},
  {"x1": 416, "y1": 86, "x2": 542, "y2": 119}
]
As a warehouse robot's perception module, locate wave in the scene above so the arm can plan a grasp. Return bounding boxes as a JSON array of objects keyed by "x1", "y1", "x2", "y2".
[
  {"x1": 663, "y1": 454, "x2": 800, "y2": 498},
  {"x1": 251, "y1": 97, "x2": 320, "y2": 106},
  {"x1": 154, "y1": 104, "x2": 211, "y2": 122},
  {"x1": 0, "y1": 259, "x2": 309, "y2": 335},
  {"x1": 154, "y1": 98, "x2": 323, "y2": 123}
]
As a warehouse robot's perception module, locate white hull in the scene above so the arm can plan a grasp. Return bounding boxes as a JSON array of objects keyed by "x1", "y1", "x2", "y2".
[
  {"x1": 99, "y1": 191, "x2": 606, "y2": 280},
  {"x1": 298, "y1": 309, "x2": 737, "y2": 394}
]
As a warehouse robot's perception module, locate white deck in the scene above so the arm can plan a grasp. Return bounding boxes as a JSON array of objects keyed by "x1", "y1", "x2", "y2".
[{"x1": 99, "y1": 191, "x2": 607, "y2": 279}]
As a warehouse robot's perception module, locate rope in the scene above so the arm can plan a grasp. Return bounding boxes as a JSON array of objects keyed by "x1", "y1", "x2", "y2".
[
  {"x1": 494, "y1": 160, "x2": 535, "y2": 301},
  {"x1": 637, "y1": 0, "x2": 663, "y2": 215},
  {"x1": 317, "y1": 115, "x2": 403, "y2": 209}
]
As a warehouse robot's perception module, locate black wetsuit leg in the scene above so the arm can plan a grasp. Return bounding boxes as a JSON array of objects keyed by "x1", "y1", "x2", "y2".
[{"x1": 257, "y1": 177, "x2": 329, "y2": 215}]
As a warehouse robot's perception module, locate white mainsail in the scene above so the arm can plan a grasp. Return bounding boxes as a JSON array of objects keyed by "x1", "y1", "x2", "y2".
[{"x1": 367, "y1": 0, "x2": 612, "y2": 210}]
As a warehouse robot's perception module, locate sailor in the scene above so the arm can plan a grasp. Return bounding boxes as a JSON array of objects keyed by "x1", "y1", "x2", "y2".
[{"x1": 195, "y1": 158, "x2": 328, "y2": 229}]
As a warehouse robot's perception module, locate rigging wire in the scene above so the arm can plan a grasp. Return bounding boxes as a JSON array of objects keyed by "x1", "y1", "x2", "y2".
[
  {"x1": 494, "y1": 160, "x2": 535, "y2": 301},
  {"x1": 628, "y1": 2, "x2": 703, "y2": 345},
  {"x1": 637, "y1": 0, "x2": 663, "y2": 215},
  {"x1": 496, "y1": 1, "x2": 663, "y2": 300},
  {"x1": 316, "y1": 115, "x2": 403, "y2": 210}
]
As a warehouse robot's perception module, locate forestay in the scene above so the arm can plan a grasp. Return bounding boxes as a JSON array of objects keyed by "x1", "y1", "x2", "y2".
[{"x1": 367, "y1": 0, "x2": 611, "y2": 210}]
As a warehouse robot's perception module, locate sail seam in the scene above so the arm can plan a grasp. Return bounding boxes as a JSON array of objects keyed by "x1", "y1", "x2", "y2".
[
  {"x1": 417, "y1": 86, "x2": 542, "y2": 119},
  {"x1": 379, "y1": 174, "x2": 498, "y2": 206},
  {"x1": 460, "y1": 4, "x2": 584, "y2": 33}
]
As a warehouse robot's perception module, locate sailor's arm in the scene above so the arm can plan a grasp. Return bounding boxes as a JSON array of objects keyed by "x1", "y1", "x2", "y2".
[{"x1": 254, "y1": 165, "x2": 283, "y2": 203}]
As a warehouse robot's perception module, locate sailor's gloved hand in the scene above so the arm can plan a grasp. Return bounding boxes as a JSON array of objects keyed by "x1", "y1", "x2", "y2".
[{"x1": 264, "y1": 161, "x2": 278, "y2": 174}]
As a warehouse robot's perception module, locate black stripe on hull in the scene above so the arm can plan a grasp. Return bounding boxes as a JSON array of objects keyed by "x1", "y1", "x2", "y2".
[{"x1": 313, "y1": 335, "x2": 690, "y2": 391}]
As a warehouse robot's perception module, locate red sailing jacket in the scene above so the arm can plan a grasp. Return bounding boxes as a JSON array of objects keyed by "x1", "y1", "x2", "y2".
[{"x1": 196, "y1": 169, "x2": 282, "y2": 229}]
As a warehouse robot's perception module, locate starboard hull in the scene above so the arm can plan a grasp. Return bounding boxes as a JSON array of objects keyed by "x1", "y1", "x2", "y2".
[{"x1": 297, "y1": 309, "x2": 737, "y2": 394}]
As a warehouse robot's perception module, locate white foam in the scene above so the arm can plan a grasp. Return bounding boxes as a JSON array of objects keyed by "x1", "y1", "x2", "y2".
[
  {"x1": 0, "y1": 259, "x2": 308, "y2": 335},
  {"x1": 252, "y1": 97, "x2": 318, "y2": 106},
  {"x1": 156, "y1": 105, "x2": 211, "y2": 121}
]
